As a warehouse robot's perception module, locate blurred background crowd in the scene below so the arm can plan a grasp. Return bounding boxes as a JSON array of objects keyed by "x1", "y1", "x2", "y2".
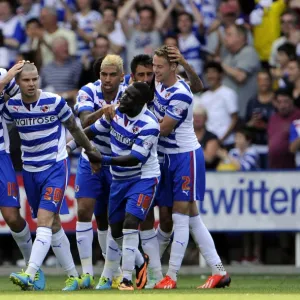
[{"x1": 1, "y1": 0, "x2": 300, "y2": 268}]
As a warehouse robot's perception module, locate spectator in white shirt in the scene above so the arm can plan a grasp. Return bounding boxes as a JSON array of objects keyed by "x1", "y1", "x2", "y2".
[{"x1": 197, "y1": 61, "x2": 238, "y2": 148}]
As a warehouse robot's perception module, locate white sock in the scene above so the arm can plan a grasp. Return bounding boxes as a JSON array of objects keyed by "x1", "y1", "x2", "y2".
[
  {"x1": 102, "y1": 228, "x2": 122, "y2": 280},
  {"x1": 11, "y1": 221, "x2": 32, "y2": 265},
  {"x1": 122, "y1": 229, "x2": 140, "y2": 282},
  {"x1": 97, "y1": 229, "x2": 108, "y2": 258},
  {"x1": 189, "y1": 215, "x2": 226, "y2": 276},
  {"x1": 76, "y1": 221, "x2": 93, "y2": 275},
  {"x1": 52, "y1": 228, "x2": 78, "y2": 277},
  {"x1": 167, "y1": 214, "x2": 189, "y2": 282},
  {"x1": 156, "y1": 225, "x2": 172, "y2": 258},
  {"x1": 26, "y1": 227, "x2": 52, "y2": 280},
  {"x1": 140, "y1": 229, "x2": 162, "y2": 280}
]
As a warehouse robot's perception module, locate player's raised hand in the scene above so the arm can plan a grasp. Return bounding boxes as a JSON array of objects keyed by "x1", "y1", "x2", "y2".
[
  {"x1": 101, "y1": 104, "x2": 117, "y2": 120},
  {"x1": 5, "y1": 61, "x2": 24, "y2": 82},
  {"x1": 167, "y1": 46, "x2": 186, "y2": 65}
]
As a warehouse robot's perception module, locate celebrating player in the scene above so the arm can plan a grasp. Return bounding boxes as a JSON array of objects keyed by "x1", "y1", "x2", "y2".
[
  {"x1": 0, "y1": 63, "x2": 42, "y2": 289},
  {"x1": 74, "y1": 55, "x2": 126, "y2": 288},
  {"x1": 151, "y1": 46, "x2": 230, "y2": 289},
  {"x1": 70, "y1": 82, "x2": 160, "y2": 290},
  {"x1": 5, "y1": 62, "x2": 98, "y2": 291}
]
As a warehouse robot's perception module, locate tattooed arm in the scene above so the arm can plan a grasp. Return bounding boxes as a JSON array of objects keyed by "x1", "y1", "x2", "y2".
[{"x1": 63, "y1": 114, "x2": 94, "y2": 150}]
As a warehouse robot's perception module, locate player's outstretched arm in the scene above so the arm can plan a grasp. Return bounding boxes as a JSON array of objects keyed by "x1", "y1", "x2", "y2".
[
  {"x1": 101, "y1": 154, "x2": 141, "y2": 167},
  {"x1": 63, "y1": 114, "x2": 101, "y2": 166},
  {"x1": 81, "y1": 104, "x2": 117, "y2": 128}
]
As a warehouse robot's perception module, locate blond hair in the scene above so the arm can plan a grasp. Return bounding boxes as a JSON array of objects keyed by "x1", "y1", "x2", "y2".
[
  {"x1": 101, "y1": 54, "x2": 124, "y2": 73},
  {"x1": 193, "y1": 102, "x2": 207, "y2": 117},
  {"x1": 154, "y1": 45, "x2": 171, "y2": 64}
]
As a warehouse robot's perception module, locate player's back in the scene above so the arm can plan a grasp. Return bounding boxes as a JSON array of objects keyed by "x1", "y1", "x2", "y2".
[
  {"x1": 76, "y1": 80, "x2": 127, "y2": 157},
  {"x1": 153, "y1": 79, "x2": 200, "y2": 154},
  {"x1": 4, "y1": 91, "x2": 72, "y2": 172}
]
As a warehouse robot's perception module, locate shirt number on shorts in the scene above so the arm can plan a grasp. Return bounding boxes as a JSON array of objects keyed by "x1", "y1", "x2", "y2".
[
  {"x1": 7, "y1": 182, "x2": 18, "y2": 197},
  {"x1": 182, "y1": 176, "x2": 190, "y2": 191},
  {"x1": 44, "y1": 187, "x2": 63, "y2": 202},
  {"x1": 137, "y1": 194, "x2": 152, "y2": 210}
]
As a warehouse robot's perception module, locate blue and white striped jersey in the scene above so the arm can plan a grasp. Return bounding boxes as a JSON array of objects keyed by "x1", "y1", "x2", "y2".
[
  {"x1": 153, "y1": 79, "x2": 200, "y2": 154},
  {"x1": 74, "y1": 10, "x2": 102, "y2": 57},
  {"x1": 0, "y1": 69, "x2": 20, "y2": 153},
  {"x1": 3, "y1": 91, "x2": 72, "y2": 172},
  {"x1": 91, "y1": 106, "x2": 160, "y2": 180},
  {"x1": 75, "y1": 80, "x2": 127, "y2": 159},
  {"x1": 228, "y1": 147, "x2": 259, "y2": 171}
]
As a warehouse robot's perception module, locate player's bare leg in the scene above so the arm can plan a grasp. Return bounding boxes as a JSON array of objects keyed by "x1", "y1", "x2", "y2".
[
  {"x1": 189, "y1": 202, "x2": 230, "y2": 289},
  {"x1": 140, "y1": 208, "x2": 163, "y2": 288},
  {"x1": 76, "y1": 197, "x2": 96, "y2": 288}
]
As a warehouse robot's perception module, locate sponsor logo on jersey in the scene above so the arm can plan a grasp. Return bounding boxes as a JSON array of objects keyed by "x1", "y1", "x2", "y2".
[{"x1": 16, "y1": 115, "x2": 57, "y2": 126}]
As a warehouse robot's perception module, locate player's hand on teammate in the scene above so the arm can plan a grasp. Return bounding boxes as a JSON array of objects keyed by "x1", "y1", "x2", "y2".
[
  {"x1": 167, "y1": 46, "x2": 186, "y2": 66},
  {"x1": 101, "y1": 104, "x2": 117, "y2": 120}
]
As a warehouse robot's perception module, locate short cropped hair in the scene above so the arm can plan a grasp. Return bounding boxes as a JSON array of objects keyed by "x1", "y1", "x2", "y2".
[{"x1": 101, "y1": 54, "x2": 124, "y2": 73}]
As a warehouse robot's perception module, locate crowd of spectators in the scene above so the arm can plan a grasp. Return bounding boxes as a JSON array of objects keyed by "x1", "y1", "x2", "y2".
[{"x1": 2, "y1": 0, "x2": 300, "y2": 171}]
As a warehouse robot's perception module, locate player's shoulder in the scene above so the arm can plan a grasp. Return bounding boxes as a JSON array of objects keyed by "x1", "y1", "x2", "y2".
[
  {"x1": 141, "y1": 109, "x2": 159, "y2": 129},
  {"x1": 7, "y1": 93, "x2": 22, "y2": 106},
  {"x1": 82, "y1": 80, "x2": 100, "y2": 91},
  {"x1": 174, "y1": 79, "x2": 192, "y2": 95}
]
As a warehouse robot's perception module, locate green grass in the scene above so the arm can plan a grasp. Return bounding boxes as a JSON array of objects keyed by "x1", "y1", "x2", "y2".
[{"x1": 1, "y1": 275, "x2": 300, "y2": 299}]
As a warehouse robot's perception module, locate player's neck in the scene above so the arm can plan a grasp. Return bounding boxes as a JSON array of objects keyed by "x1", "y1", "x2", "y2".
[
  {"x1": 126, "y1": 105, "x2": 144, "y2": 118},
  {"x1": 21, "y1": 90, "x2": 40, "y2": 104},
  {"x1": 161, "y1": 73, "x2": 177, "y2": 88},
  {"x1": 80, "y1": 7, "x2": 91, "y2": 16},
  {"x1": 102, "y1": 89, "x2": 118, "y2": 103}
]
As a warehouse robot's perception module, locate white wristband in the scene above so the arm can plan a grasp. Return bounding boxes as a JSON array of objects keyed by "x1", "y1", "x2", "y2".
[{"x1": 67, "y1": 140, "x2": 78, "y2": 152}]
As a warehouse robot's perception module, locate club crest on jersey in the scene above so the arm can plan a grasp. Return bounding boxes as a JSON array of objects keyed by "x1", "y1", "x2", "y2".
[
  {"x1": 40, "y1": 105, "x2": 50, "y2": 113},
  {"x1": 78, "y1": 93, "x2": 89, "y2": 102},
  {"x1": 132, "y1": 126, "x2": 139, "y2": 134},
  {"x1": 143, "y1": 140, "x2": 153, "y2": 150},
  {"x1": 173, "y1": 106, "x2": 183, "y2": 116},
  {"x1": 165, "y1": 92, "x2": 171, "y2": 99}
]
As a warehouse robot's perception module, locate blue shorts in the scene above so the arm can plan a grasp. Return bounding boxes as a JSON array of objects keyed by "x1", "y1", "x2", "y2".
[
  {"x1": 156, "y1": 147, "x2": 205, "y2": 207},
  {"x1": 22, "y1": 159, "x2": 69, "y2": 218},
  {"x1": 75, "y1": 155, "x2": 111, "y2": 216},
  {"x1": 0, "y1": 152, "x2": 20, "y2": 208},
  {"x1": 109, "y1": 177, "x2": 159, "y2": 225}
]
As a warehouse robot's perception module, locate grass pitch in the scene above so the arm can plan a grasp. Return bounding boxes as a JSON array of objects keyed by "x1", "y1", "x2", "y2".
[{"x1": 0, "y1": 275, "x2": 300, "y2": 300}]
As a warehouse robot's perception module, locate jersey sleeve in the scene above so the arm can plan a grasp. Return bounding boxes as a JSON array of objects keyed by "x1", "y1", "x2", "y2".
[
  {"x1": 131, "y1": 123, "x2": 160, "y2": 164},
  {"x1": 2, "y1": 104, "x2": 14, "y2": 124},
  {"x1": 5, "y1": 78, "x2": 20, "y2": 98},
  {"x1": 55, "y1": 97, "x2": 73, "y2": 122},
  {"x1": 166, "y1": 93, "x2": 192, "y2": 121},
  {"x1": 90, "y1": 116, "x2": 111, "y2": 135},
  {"x1": 75, "y1": 85, "x2": 95, "y2": 115}
]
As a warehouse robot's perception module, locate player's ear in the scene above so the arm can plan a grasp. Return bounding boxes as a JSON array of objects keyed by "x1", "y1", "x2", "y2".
[
  {"x1": 120, "y1": 73, "x2": 125, "y2": 83},
  {"x1": 171, "y1": 63, "x2": 177, "y2": 71}
]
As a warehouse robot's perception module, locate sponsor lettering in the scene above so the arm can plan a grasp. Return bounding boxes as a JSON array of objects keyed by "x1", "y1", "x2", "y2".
[{"x1": 16, "y1": 116, "x2": 57, "y2": 126}]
